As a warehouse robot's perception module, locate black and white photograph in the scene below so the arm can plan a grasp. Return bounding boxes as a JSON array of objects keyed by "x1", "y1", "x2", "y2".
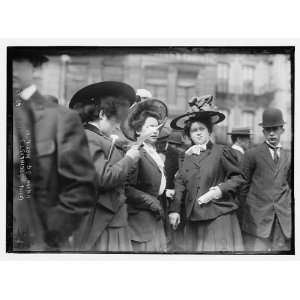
[{"x1": 6, "y1": 46, "x2": 294, "y2": 254}]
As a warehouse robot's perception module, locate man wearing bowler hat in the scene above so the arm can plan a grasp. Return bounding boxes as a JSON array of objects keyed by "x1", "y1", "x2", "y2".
[
  {"x1": 11, "y1": 48, "x2": 96, "y2": 251},
  {"x1": 240, "y1": 108, "x2": 291, "y2": 252},
  {"x1": 227, "y1": 127, "x2": 252, "y2": 163}
]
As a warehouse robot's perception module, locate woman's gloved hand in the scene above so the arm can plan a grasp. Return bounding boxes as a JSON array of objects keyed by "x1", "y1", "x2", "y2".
[
  {"x1": 197, "y1": 186, "x2": 222, "y2": 205},
  {"x1": 168, "y1": 212, "x2": 180, "y2": 230}
]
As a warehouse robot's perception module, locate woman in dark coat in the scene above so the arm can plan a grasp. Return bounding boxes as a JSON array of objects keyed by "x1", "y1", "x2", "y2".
[
  {"x1": 168, "y1": 110, "x2": 245, "y2": 252},
  {"x1": 69, "y1": 81, "x2": 140, "y2": 252},
  {"x1": 121, "y1": 99, "x2": 168, "y2": 252}
]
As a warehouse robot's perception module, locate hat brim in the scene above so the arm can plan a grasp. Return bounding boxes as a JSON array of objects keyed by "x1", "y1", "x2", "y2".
[
  {"x1": 121, "y1": 98, "x2": 168, "y2": 141},
  {"x1": 69, "y1": 81, "x2": 136, "y2": 108},
  {"x1": 258, "y1": 121, "x2": 286, "y2": 127},
  {"x1": 170, "y1": 111, "x2": 225, "y2": 130}
]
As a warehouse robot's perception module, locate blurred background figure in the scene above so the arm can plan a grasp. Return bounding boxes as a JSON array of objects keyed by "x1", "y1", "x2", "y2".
[
  {"x1": 227, "y1": 127, "x2": 252, "y2": 163},
  {"x1": 11, "y1": 49, "x2": 96, "y2": 251},
  {"x1": 136, "y1": 88, "x2": 152, "y2": 103},
  {"x1": 226, "y1": 127, "x2": 252, "y2": 226}
]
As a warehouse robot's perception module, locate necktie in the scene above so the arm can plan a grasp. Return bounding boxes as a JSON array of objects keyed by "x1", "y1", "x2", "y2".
[
  {"x1": 266, "y1": 143, "x2": 280, "y2": 164},
  {"x1": 273, "y1": 148, "x2": 279, "y2": 164}
]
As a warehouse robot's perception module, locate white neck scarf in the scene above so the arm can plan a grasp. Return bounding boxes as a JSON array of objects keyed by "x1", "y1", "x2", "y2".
[{"x1": 185, "y1": 143, "x2": 208, "y2": 156}]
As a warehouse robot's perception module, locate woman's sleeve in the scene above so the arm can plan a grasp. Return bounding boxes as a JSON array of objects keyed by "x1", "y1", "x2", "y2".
[
  {"x1": 218, "y1": 146, "x2": 246, "y2": 197},
  {"x1": 89, "y1": 138, "x2": 135, "y2": 191},
  {"x1": 125, "y1": 162, "x2": 163, "y2": 214}
]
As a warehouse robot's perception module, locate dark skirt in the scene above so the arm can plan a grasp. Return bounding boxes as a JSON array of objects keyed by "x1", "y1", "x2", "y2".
[
  {"x1": 93, "y1": 225, "x2": 132, "y2": 252},
  {"x1": 131, "y1": 219, "x2": 167, "y2": 252},
  {"x1": 185, "y1": 212, "x2": 244, "y2": 252}
]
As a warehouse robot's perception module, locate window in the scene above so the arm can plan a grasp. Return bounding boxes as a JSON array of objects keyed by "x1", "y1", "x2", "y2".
[
  {"x1": 65, "y1": 62, "x2": 89, "y2": 104},
  {"x1": 102, "y1": 65, "x2": 124, "y2": 81},
  {"x1": 242, "y1": 111, "x2": 254, "y2": 130},
  {"x1": 242, "y1": 65, "x2": 255, "y2": 94},
  {"x1": 217, "y1": 63, "x2": 229, "y2": 93},
  {"x1": 144, "y1": 66, "x2": 168, "y2": 100},
  {"x1": 214, "y1": 109, "x2": 230, "y2": 144},
  {"x1": 176, "y1": 70, "x2": 197, "y2": 108}
]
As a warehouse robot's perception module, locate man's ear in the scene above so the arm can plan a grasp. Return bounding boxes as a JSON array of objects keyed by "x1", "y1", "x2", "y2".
[{"x1": 99, "y1": 110, "x2": 104, "y2": 120}]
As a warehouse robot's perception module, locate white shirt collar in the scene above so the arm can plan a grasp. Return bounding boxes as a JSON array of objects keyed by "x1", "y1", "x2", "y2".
[
  {"x1": 265, "y1": 141, "x2": 282, "y2": 149},
  {"x1": 19, "y1": 84, "x2": 37, "y2": 100},
  {"x1": 232, "y1": 144, "x2": 245, "y2": 154},
  {"x1": 88, "y1": 121, "x2": 101, "y2": 130}
]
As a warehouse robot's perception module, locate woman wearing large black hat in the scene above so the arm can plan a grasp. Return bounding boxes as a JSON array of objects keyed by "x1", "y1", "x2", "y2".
[
  {"x1": 121, "y1": 98, "x2": 169, "y2": 252},
  {"x1": 168, "y1": 107, "x2": 245, "y2": 252},
  {"x1": 69, "y1": 81, "x2": 140, "y2": 252}
]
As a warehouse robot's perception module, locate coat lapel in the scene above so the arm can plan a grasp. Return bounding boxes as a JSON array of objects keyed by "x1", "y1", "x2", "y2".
[
  {"x1": 141, "y1": 148, "x2": 162, "y2": 174},
  {"x1": 261, "y1": 143, "x2": 276, "y2": 171},
  {"x1": 84, "y1": 123, "x2": 102, "y2": 136},
  {"x1": 274, "y1": 148, "x2": 287, "y2": 177}
]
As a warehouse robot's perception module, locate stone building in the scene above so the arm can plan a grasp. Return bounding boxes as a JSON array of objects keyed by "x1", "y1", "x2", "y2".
[{"x1": 33, "y1": 51, "x2": 292, "y2": 148}]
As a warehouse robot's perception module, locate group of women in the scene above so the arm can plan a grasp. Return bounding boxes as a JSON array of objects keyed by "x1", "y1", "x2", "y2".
[{"x1": 69, "y1": 81, "x2": 246, "y2": 253}]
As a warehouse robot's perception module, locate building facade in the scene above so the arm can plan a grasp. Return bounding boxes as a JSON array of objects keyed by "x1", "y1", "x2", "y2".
[{"x1": 34, "y1": 52, "x2": 292, "y2": 148}]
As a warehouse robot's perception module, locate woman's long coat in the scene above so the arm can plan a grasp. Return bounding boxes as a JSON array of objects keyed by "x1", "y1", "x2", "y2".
[
  {"x1": 126, "y1": 148, "x2": 166, "y2": 246},
  {"x1": 76, "y1": 123, "x2": 135, "y2": 250}
]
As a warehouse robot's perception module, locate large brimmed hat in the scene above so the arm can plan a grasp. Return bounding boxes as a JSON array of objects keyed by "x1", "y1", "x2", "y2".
[
  {"x1": 11, "y1": 48, "x2": 49, "y2": 67},
  {"x1": 170, "y1": 110, "x2": 225, "y2": 130},
  {"x1": 258, "y1": 108, "x2": 286, "y2": 128},
  {"x1": 69, "y1": 81, "x2": 136, "y2": 109},
  {"x1": 227, "y1": 127, "x2": 252, "y2": 136},
  {"x1": 121, "y1": 98, "x2": 168, "y2": 141}
]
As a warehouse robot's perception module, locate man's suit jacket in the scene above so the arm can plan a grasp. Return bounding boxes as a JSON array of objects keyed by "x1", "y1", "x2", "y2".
[
  {"x1": 76, "y1": 124, "x2": 135, "y2": 250},
  {"x1": 16, "y1": 91, "x2": 97, "y2": 250},
  {"x1": 126, "y1": 148, "x2": 165, "y2": 242},
  {"x1": 231, "y1": 148, "x2": 244, "y2": 164},
  {"x1": 169, "y1": 143, "x2": 245, "y2": 221},
  {"x1": 240, "y1": 143, "x2": 291, "y2": 238}
]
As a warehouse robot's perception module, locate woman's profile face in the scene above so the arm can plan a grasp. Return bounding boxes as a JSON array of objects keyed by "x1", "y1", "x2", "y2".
[
  {"x1": 189, "y1": 121, "x2": 210, "y2": 145},
  {"x1": 138, "y1": 116, "x2": 159, "y2": 144},
  {"x1": 99, "y1": 111, "x2": 119, "y2": 137}
]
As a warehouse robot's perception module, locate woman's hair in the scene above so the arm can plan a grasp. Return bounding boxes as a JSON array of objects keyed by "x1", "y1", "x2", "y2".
[
  {"x1": 73, "y1": 96, "x2": 130, "y2": 124},
  {"x1": 183, "y1": 117, "x2": 213, "y2": 139},
  {"x1": 129, "y1": 110, "x2": 161, "y2": 138}
]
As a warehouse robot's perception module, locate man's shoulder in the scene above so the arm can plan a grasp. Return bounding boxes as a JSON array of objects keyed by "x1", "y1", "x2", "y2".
[{"x1": 243, "y1": 144, "x2": 265, "y2": 160}]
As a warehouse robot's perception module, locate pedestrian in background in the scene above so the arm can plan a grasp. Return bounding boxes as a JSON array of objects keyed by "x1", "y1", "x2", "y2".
[{"x1": 227, "y1": 127, "x2": 252, "y2": 163}]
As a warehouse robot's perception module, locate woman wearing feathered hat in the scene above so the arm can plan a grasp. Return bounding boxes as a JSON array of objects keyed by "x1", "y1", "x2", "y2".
[
  {"x1": 69, "y1": 81, "x2": 140, "y2": 252},
  {"x1": 168, "y1": 106, "x2": 245, "y2": 252},
  {"x1": 121, "y1": 98, "x2": 168, "y2": 252}
]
